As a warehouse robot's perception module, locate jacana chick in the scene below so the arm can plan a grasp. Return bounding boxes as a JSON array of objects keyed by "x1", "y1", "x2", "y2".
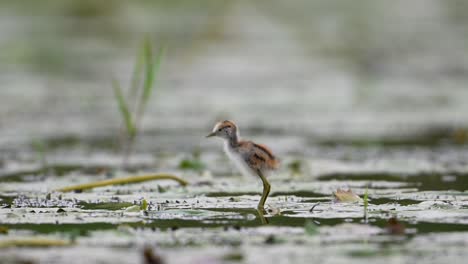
[{"x1": 207, "y1": 120, "x2": 279, "y2": 212}]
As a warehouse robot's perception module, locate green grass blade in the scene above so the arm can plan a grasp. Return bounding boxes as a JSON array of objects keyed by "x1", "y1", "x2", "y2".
[
  {"x1": 140, "y1": 199, "x2": 148, "y2": 211},
  {"x1": 112, "y1": 77, "x2": 136, "y2": 138},
  {"x1": 141, "y1": 38, "x2": 154, "y2": 106},
  {"x1": 141, "y1": 41, "x2": 165, "y2": 108},
  {"x1": 363, "y1": 186, "x2": 369, "y2": 222},
  {"x1": 129, "y1": 45, "x2": 145, "y2": 99}
]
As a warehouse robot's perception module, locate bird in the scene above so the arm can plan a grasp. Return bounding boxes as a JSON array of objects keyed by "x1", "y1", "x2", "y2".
[{"x1": 206, "y1": 120, "x2": 279, "y2": 212}]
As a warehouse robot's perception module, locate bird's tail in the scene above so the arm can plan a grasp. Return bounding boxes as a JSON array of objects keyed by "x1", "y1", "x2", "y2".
[{"x1": 270, "y1": 158, "x2": 280, "y2": 170}]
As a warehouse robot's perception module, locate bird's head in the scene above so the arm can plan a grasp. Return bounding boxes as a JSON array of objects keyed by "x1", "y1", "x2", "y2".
[{"x1": 206, "y1": 120, "x2": 238, "y2": 140}]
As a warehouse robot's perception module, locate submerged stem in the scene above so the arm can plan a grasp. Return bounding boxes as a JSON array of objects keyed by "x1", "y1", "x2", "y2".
[
  {"x1": 0, "y1": 238, "x2": 71, "y2": 248},
  {"x1": 56, "y1": 173, "x2": 188, "y2": 192}
]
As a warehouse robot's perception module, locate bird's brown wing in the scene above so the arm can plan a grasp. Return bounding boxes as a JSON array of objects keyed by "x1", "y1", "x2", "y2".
[
  {"x1": 238, "y1": 141, "x2": 279, "y2": 171},
  {"x1": 254, "y1": 143, "x2": 280, "y2": 170}
]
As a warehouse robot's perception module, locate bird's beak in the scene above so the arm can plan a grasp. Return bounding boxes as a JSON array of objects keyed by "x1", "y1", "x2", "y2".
[{"x1": 206, "y1": 132, "x2": 216, "y2": 138}]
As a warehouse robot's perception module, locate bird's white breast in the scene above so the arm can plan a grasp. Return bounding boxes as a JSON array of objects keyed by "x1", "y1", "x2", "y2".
[{"x1": 223, "y1": 141, "x2": 255, "y2": 178}]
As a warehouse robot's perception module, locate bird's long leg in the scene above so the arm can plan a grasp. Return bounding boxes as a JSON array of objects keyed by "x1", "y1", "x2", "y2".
[
  {"x1": 257, "y1": 169, "x2": 271, "y2": 212},
  {"x1": 256, "y1": 208, "x2": 268, "y2": 224}
]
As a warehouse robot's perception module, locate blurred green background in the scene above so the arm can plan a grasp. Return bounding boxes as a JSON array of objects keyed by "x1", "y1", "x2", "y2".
[
  {"x1": 1, "y1": 3, "x2": 468, "y2": 263},
  {"x1": 1, "y1": 0, "x2": 467, "y2": 153}
]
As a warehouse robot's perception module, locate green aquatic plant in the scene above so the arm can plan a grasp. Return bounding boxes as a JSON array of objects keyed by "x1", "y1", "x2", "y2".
[
  {"x1": 112, "y1": 38, "x2": 165, "y2": 166},
  {"x1": 31, "y1": 139, "x2": 48, "y2": 170},
  {"x1": 179, "y1": 149, "x2": 206, "y2": 172},
  {"x1": 0, "y1": 238, "x2": 72, "y2": 248},
  {"x1": 56, "y1": 173, "x2": 187, "y2": 192},
  {"x1": 113, "y1": 79, "x2": 136, "y2": 139},
  {"x1": 179, "y1": 158, "x2": 205, "y2": 172},
  {"x1": 363, "y1": 186, "x2": 369, "y2": 223},
  {"x1": 287, "y1": 159, "x2": 302, "y2": 176},
  {"x1": 140, "y1": 199, "x2": 149, "y2": 211}
]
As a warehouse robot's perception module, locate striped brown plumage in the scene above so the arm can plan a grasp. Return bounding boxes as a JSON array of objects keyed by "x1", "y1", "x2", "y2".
[{"x1": 206, "y1": 120, "x2": 279, "y2": 212}]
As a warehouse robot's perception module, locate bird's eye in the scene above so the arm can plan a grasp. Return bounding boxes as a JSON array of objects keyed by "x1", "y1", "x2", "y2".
[{"x1": 218, "y1": 128, "x2": 222, "y2": 132}]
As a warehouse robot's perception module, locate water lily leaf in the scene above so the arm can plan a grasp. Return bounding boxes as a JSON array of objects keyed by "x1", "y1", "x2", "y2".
[
  {"x1": 124, "y1": 205, "x2": 141, "y2": 212},
  {"x1": 333, "y1": 188, "x2": 363, "y2": 203}
]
